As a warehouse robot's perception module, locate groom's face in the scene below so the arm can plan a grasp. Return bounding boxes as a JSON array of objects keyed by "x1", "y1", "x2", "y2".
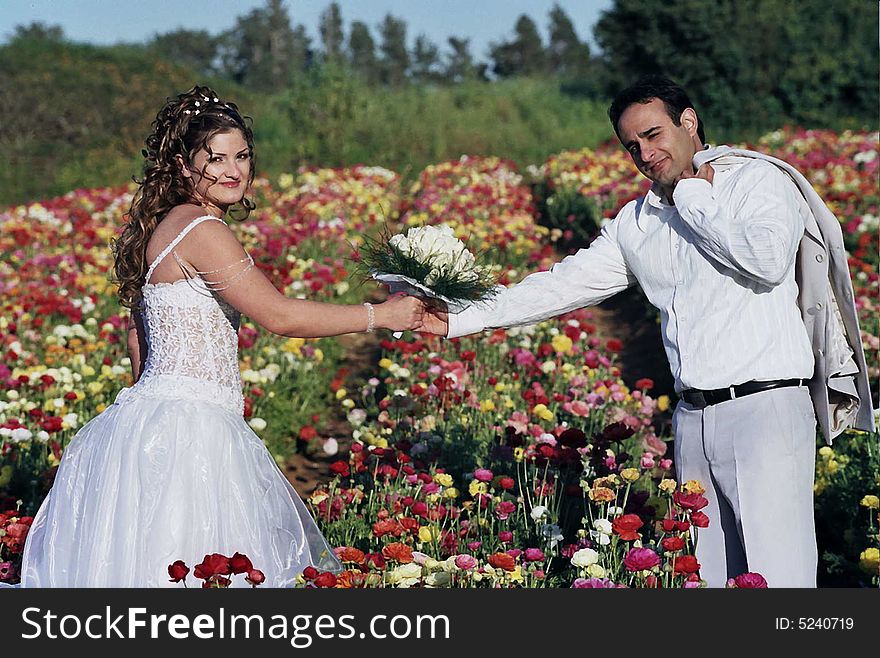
[{"x1": 616, "y1": 98, "x2": 699, "y2": 187}]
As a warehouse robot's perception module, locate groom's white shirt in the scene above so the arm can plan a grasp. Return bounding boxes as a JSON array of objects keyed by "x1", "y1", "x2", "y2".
[{"x1": 448, "y1": 157, "x2": 815, "y2": 393}]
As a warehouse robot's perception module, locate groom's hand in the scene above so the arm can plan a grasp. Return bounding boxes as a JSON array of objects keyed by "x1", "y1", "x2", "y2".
[{"x1": 414, "y1": 300, "x2": 449, "y2": 336}]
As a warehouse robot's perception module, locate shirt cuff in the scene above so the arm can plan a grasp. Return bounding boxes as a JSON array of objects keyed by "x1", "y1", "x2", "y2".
[
  {"x1": 447, "y1": 304, "x2": 489, "y2": 338},
  {"x1": 672, "y1": 177, "x2": 713, "y2": 211}
]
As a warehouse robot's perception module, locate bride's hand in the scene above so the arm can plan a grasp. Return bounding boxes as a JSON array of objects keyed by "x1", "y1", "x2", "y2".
[{"x1": 373, "y1": 294, "x2": 426, "y2": 332}]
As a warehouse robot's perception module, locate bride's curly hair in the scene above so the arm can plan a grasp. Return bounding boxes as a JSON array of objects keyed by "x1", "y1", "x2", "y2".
[{"x1": 111, "y1": 85, "x2": 256, "y2": 310}]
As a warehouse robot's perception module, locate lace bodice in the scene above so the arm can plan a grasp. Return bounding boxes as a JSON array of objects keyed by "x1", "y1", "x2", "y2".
[{"x1": 113, "y1": 216, "x2": 248, "y2": 415}]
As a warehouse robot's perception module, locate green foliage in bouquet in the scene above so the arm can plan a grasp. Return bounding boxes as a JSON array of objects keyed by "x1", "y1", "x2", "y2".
[{"x1": 355, "y1": 225, "x2": 498, "y2": 303}]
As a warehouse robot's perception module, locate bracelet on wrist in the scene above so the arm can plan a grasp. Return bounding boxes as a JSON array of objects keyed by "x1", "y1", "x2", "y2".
[{"x1": 363, "y1": 302, "x2": 375, "y2": 333}]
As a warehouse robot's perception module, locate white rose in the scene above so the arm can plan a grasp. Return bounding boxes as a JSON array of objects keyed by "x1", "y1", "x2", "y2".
[{"x1": 248, "y1": 417, "x2": 267, "y2": 431}]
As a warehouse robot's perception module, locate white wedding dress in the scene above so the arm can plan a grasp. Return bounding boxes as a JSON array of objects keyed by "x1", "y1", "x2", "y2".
[{"x1": 17, "y1": 215, "x2": 341, "y2": 587}]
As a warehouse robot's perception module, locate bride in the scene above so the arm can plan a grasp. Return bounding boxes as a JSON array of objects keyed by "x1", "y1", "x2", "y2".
[{"x1": 16, "y1": 85, "x2": 425, "y2": 587}]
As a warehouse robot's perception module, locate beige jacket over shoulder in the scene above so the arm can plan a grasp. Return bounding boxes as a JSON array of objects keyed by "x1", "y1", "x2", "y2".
[{"x1": 694, "y1": 145, "x2": 875, "y2": 443}]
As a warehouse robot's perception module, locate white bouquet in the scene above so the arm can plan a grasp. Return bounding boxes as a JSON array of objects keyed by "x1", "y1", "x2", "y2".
[{"x1": 357, "y1": 223, "x2": 498, "y2": 316}]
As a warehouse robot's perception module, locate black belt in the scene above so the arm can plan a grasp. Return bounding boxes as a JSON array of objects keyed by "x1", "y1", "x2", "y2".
[{"x1": 680, "y1": 379, "x2": 805, "y2": 409}]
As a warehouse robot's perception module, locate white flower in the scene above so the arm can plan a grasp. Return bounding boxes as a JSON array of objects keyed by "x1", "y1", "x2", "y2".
[
  {"x1": 590, "y1": 531, "x2": 611, "y2": 546},
  {"x1": 323, "y1": 438, "x2": 339, "y2": 456},
  {"x1": 593, "y1": 518, "x2": 613, "y2": 535},
  {"x1": 248, "y1": 417, "x2": 267, "y2": 431},
  {"x1": 10, "y1": 428, "x2": 33, "y2": 442},
  {"x1": 571, "y1": 548, "x2": 599, "y2": 568},
  {"x1": 347, "y1": 408, "x2": 367, "y2": 427},
  {"x1": 36, "y1": 431, "x2": 50, "y2": 443},
  {"x1": 530, "y1": 505, "x2": 549, "y2": 521},
  {"x1": 63, "y1": 413, "x2": 79, "y2": 429}
]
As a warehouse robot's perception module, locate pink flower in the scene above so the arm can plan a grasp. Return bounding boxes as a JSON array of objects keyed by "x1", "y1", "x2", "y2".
[
  {"x1": 474, "y1": 468, "x2": 494, "y2": 482},
  {"x1": 494, "y1": 501, "x2": 516, "y2": 520},
  {"x1": 523, "y1": 548, "x2": 545, "y2": 562},
  {"x1": 572, "y1": 577, "x2": 617, "y2": 588},
  {"x1": 498, "y1": 531, "x2": 513, "y2": 543},
  {"x1": 467, "y1": 541, "x2": 482, "y2": 552},
  {"x1": 569, "y1": 400, "x2": 590, "y2": 417},
  {"x1": 623, "y1": 547, "x2": 660, "y2": 572},
  {"x1": 659, "y1": 459, "x2": 673, "y2": 470},
  {"x1": 454, "y1": 554, "x2": 478, "y2": 570},
  {"x1": 640, "y1": 453, "x2": 656, "y2": 469}
]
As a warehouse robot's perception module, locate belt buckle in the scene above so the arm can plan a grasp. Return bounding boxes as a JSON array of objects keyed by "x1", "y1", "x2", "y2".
[{"x1": 690, "y1": 390, "x2": 707, "y2": 408}]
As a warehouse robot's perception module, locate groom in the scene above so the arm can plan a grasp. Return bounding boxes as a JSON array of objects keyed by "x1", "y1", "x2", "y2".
[{"x1": 416, "y1": 75, "x2": 874, "y2": 587}]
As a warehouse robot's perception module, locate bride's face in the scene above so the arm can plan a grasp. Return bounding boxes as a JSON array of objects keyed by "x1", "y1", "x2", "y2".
[{"x1": 182, "y1": 130, "x2": 251, "y2": 213}]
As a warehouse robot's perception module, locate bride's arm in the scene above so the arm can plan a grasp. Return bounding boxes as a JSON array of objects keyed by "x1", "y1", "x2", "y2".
[
  {"x1": 177, "y1": 221, "x2": 424, "y2": 337},
  {"x1": 126, "y1": 309, "x2": 148, "y2": 382}
]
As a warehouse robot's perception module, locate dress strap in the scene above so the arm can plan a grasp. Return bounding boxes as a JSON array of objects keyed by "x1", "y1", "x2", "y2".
[{"x1": 145, "y1": 215, "x2": 225, "y2": 284}]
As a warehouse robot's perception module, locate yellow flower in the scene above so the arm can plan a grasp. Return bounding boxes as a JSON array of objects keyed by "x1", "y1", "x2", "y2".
[
  {"x1": 657, "y1": 395, "x2": 670, "y2": 412},
  {"x1": 818, "y1": 446, "x2": 834, "y2": 458},
  {"x1": 585, "y1": 563, "x2": 606, "y2": 579},
  {"x1": 859, "y1": 495, "x2": 879, "y2": 510},
  {"x1": 480, "y1": 399, "x2": 496, "y2": 413},
  {"x1": 513, "y1": 447, "x2": 525, "y2": 462},
  {"x1": 683, "y1": 480, "x2": 706, "y2": 495},
  {"x1": 859, "y1": 547, "x2": 879, "y2": 574},
  {"x1": 335, "y1": 388, "x2": 348, "y2": 400},
  {"x1": 81, "y1": 365, "x2": 96, "y2": 377},
  {"x1": 494, "y1": 382, "x2": 506, "y2": 392},
  {"x1": 444, "y1": 487, "x2": 459, "y2": 499},
  {"x1": 551, "y1": 334, "x2": 573, "y2": 354},
  {"x1": 469, "y1": 480, "x2": 488, "y2": 497},
  {"x1": 434, "y1": 473, "x2": 453, "y2": 487},
  {"x1": 418, "y1": 526, "x2": 439, "y2": 543},
  {"x1": 378, "y1": 358, "x2": 393, "y2": 370},
  {"x1": 532, "y1": 403, "x2": 554, "y2": 422},
  {"x1": 620, "y1": 468, "x2": 640, "y2": 483},
  {"x1": 0, "y1": 465, "x2": 13, "y2": 488},
  {"x1": 87, "y1": 381, "x2": 104, "y2": 395},
  {"x1": 95, "y1": 403, "x2": 107, "y2": 413},
  {"x1": 659, "y1": 478, "x2": 677, "y2": 494}
]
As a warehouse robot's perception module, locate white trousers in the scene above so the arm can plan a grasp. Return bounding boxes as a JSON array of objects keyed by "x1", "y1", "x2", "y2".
[{"x1": 673, "y1": 385, "x2": 818, "y2": 587}]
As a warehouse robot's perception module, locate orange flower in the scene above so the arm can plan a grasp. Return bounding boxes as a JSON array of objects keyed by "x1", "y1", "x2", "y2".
[
  {"x1": 588, "y1": 486, "x2": 615, "y2": 502},
  {"x1": 336, "y1": 546, "x2": 366, "y2": 565},
  {"x1": 488, "y1": 552, "x2": 517, "y2": 572},
  {"x1": 381, "y1": 542, "x2": 414, "y2": 564}
]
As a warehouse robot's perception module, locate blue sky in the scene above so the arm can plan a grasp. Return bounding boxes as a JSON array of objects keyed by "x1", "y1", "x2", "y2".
[{"x1": 0, "y1": 0, "x2": 613, "y2": 58}]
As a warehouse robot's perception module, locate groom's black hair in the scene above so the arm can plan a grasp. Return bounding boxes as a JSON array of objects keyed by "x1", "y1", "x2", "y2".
[{"x1": 609, "y1": 75, "x2": 706, "y2": 144}]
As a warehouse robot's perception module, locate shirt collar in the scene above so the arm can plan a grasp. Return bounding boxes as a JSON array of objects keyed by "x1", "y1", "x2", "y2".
[{"x1": 635, "y1": 183, "x2": 674, "y2": 232}]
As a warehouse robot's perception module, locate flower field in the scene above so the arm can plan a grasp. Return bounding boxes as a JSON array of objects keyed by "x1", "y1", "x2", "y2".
[{"x1": 1, "y1": 130, "x2": 877, "y2": 587}]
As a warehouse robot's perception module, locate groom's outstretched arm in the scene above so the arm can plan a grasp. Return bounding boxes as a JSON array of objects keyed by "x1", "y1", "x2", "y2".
[{"x1": 445, "y1": 219, "x2": 635, "y2": 338}]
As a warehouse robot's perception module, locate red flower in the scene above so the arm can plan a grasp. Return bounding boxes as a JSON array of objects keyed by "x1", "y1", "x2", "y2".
[
  {"x1": 660, "y1": 519, "x2": 677, "y2": 532},
  {"x1": 612, "y1": 514, "x2": 644, "y2": 541},
  {"x1": 673, "y1": 491, "x2": 709, "y2": 512},
  {"x1": 488, "y1": 552, "x2": 517, "y2": 572},
  {"x1": 302, "y1": 566, "x2": 319, "y2": 581},
  {"x1": 673, "y1": 555, "x2": 701, "y2": 575},
  {"x1": 498, "y1": 476, "x2": 516, "y2": 490},
  {"x1": 229, "y1": 552, "x2": 253, "y2": 575},
  {"x1": 690, "y1": 511, "x2": 710, "y2": 528},
  {"x1": 194, "y1": 553, "x2": 232, "y2": 579},
  {"x1": 635, "y1": 378, "x2": 654, "y2": 390},
  {"x1": 167, "y1": 560, "x2": 190, "y2": 583},
  {"x1": 246, "y1": 569, "x2": 266, "y2": 587},
  {"x1": 731, "y1": 572, "x2": 768, "y2": 588},
  {"x1": 661, "y1": 536, "x2": 686, "y2": 552},
  {"x1": 329, "y1": 460, "x2": 350, "y2": 476},
  {"x1": 381, "y1": 542, "x2": 414, "y2": 564},
  {"x1": 606, "y1": 339, "x2": 623, "y2": 353},
  {"x1": 313, "y1": 572, "x2": 338, "y2": 588}
]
